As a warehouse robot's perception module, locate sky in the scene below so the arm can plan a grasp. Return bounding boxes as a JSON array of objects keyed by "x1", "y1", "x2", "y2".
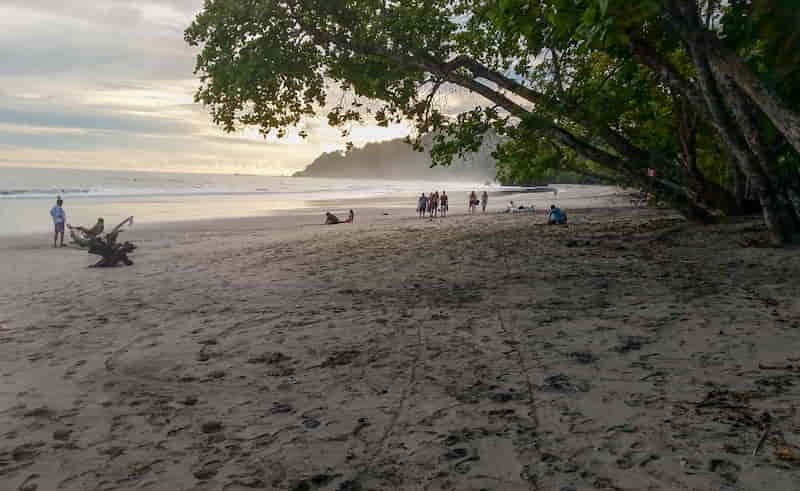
[{"x1": 0, "y1": 0, "x2": 424, "y2": 175}]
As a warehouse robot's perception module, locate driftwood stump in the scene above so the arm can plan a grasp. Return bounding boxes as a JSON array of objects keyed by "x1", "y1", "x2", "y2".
[{"x1": 87, "y1": 217, "x2": 136, "y2": 267}]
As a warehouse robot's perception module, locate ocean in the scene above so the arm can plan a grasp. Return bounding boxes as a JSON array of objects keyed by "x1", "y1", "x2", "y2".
[{"x1": 0, "y1": 166, "x2": 497, "y2": 235}]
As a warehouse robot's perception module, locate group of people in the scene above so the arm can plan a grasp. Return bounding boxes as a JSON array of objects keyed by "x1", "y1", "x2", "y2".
[
  {"x1": 49, "y1": 197, "x2": 133, "y2": 248},
  {"x1": 468, "y1": 190, "x2": 489, "y2": 213},
  {"x1": 417, "y1": 191, "x2": 449, "y2": 218}
]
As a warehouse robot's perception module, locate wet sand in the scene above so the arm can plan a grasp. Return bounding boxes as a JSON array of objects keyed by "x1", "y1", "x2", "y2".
[{"x1": 1, "y1": 189, "x2": 799, "y2": 490}]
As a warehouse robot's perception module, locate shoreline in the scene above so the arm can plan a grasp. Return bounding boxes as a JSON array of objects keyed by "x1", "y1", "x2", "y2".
[
  {"x1": 2, "y1": 190, "x2": 796, "y2": 490},
  {"x1": 0, "y1": 184, "x2": 622, "y2": 244}
]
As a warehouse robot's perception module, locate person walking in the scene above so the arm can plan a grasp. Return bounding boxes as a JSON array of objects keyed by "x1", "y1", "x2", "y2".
[
  {"x1": 481, "y1": 191, "x2": 489, "y2": 213},
  {"x1": 468, "y1": 191, "x2": 477, "y2": 214},
  {"x1": 49, "y1": 197, "x2": 66, "y2": 248}
]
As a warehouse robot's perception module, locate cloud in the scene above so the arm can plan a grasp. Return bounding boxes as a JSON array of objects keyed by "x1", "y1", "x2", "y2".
[{"x1": 0, "y1": 0, "x2": 419, "y2": 175}]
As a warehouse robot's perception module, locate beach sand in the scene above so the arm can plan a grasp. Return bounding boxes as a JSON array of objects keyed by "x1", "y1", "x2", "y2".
[{"x1": 1, "y1": 187, "x2": 799, "y2": 490}]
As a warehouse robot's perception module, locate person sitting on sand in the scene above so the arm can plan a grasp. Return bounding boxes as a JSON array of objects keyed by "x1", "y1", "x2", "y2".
[
  {"x1": 344, "y1": 209, "x2": 355, "y2": 223},
  {"x1": 547, "y1": 205, "x2": 567, "y2": 225},
  {"x1": 68, "y1": 217, "x2": 105, "y2": 247},
  {"x1": 505, "y1": 200, "x2": 515, "y2": 213},
  {"x1": 325, "y1": 212, "x2": 341, "y2": 225}
]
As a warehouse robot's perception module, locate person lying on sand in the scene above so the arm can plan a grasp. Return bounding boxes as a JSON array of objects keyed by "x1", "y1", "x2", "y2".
[
  {"x1": 68, "y1": 218, "x2": 105, "y2": 247},
  {"x1": 325, "y1": 211, "x2": 354, "y2": 225},
  {"x1": 547, "y1": 205, "x2": 567, "y2": 225},
  {"x1": 325, "y1": 212, "x2": 341, "y2": 225}
]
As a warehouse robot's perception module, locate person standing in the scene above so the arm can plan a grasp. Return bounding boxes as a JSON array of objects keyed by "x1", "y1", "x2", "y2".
[
  {"x1": 481, "y1": 191, "x2": 489, "y2": 213},
  {"x1": 469, "y1": 191, "x2": 477, "y2": 214},
  {"x1": 417, "y1": 193, "x2": 428, "y2": 218},
  {"x1": 440, "y1": 191, "x2": 448, "y2": 217},
  {"x1": 50, "y1": 197, "x2": 66, "y2": 248}
]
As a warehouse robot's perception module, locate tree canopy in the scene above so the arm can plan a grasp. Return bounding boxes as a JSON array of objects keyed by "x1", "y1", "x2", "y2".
[{"x1": 186, "y1": 0, "x2": 800, "y2": 244}]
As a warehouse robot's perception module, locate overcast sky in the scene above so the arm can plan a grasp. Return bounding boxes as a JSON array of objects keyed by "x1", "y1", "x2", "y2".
[{"x1": 0, "y1": 1, "x2": 420, "y2": 175}]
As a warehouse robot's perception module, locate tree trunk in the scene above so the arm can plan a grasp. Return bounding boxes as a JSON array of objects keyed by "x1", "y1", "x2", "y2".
[
  {"x1": 677, "y1": 17, "x2": 795, "y2": 244},
  {"x1": 673, "y1": 94, "x2": 739, "y2": 219},
  {"x1": 703, "y1": 33, "x2": 800, "y2": 156},
  {"x1": 733, "y1": 168, "x2": 747, "y2": 209}
]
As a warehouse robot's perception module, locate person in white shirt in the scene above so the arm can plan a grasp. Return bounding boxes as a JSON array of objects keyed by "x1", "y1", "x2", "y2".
[{"x1": 49, "y1": 198, "x2": 66, "y2": 248}]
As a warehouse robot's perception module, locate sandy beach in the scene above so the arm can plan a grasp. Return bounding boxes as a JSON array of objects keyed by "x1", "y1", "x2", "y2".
[{"x1": 1, "y1": 186, "x2": 799, "y2": 491}]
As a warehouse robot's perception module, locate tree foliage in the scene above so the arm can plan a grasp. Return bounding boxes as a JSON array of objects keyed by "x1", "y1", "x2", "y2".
[{"x1": 186, "y1": 0, "x2": 800, "y2": 243}]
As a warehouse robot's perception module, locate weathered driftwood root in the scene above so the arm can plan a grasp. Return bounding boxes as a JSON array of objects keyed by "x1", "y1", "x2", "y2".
[
  {"x1": 88, "y1": 239, "x2": 136, "y2": 267},
  {"x1": 87, "y1": 216, "x2": 136, "y2": 267}
]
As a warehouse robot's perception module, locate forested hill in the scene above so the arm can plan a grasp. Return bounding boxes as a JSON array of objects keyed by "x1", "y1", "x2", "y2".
[{"x1": 293, "y1": 136, "x2": 497, "y2": 181}]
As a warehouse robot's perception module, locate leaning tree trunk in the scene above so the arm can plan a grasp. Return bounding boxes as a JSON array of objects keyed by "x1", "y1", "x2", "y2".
[
  {"x1": 674, "y1": 94, "x2": 741, "y2": 220},
  {"x1": 711, "y1": 48, "x2": 800, "y2": 234},
  {"x1": 676, "y1": 18, "x2": 795, "y2": 243},
  {"x1": 704, "y1": 34, "x2": 800, "y2": 156},
  {"x1": 672, "y1": 0, "x2": 800, "y2": 155}
]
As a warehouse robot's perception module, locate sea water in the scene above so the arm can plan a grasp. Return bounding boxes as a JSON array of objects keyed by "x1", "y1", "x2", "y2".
[{"x1": 0, "y1": 166, "x2": 494, "y2": 235}]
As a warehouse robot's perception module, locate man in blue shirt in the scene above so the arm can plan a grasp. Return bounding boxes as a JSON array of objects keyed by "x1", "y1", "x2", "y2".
[
  {"x1": 548, "y1": 204, "x2": 567, "y2": 225},
  {"x1": 49, "y1": 198, "x2": 66, "y2": 247}
]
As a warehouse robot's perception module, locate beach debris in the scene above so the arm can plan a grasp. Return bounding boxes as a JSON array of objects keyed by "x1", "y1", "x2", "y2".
[
  {"x1": 444, "y1": 448, "x2": 467, "y2": 459},
  {"x1": 302, "y1": 418, "x2": 321, "y2": 429},
  {"x1": 201, "y1": 421, "x2": 223, "y2": 434},
  {"x1": 542, "y1": 374, "x2": 590, "y2": 393},
  {"x1": 607, "y1": 424, "x2": 638, "y2": 433},
  {"x1": 336, "y1": 480, "x2": 363, "y2": 491},
  {"x1": 247, "y1": 352, "x2": 291, "y2": 364},
  {"x1": 22, "y1": 407, "x2": 54, "y2": 419},
  {"x1": 488, "y1": 392, "x2": 515, "y2": 403},
  {"x1": 193, "y1": 460, "x2": 223, "y2": 480},
  {"x1": 708, "y1": 458, "x2": 740, "y2": 475},
  {"x1": 775, "y1": 446, "x2": 800, "y2": 462},
  {"x1": 568, "y1": 351, "x2": 597, "y2": 364},
  {"x1": 752, "y1": 420, "x2": 771, "y2": 456},
  {"x1": 566, "y1": 239, "x2": 591, "y2": 247},
  {"x1": 758, "y1": 363, "x2": 799, "y2": 372},
  {"x1": 52, "y1": 429, "x2": 72, "y2": 441},
  {"x1": 17, "y1": 481, "x2": 38, "y2": 491},
  {"x1": 270, "y1": 402, "x2": 294, "y2": 414},
  {"x1": 208, "y1": 370, "x2": 226, "y2": 379},
  {"x1": 487, "y1": 408, "x2": 516, "y2": 418},
  {"x1": 227, "y1": 477, "x2": 266, "y2": 488},
  {"x1": 267, "y1": 366, "x2": 295, "y2": 377},
  {"x1": 611, "y1": 336, "x2": 650, "y2": 354},
  {"x1": 639, "y1": 455, "x2": 660, "y2": 467},
  {"x1": 11, "y1": 443, "x2": 44, "y2": 462},
  {"x1": 453, "y1": 454, "x2": 479, "y2": 474},
  {"x1": 320, "y1": 349, "x2": 360, "y2": 368},
  {"x1": 754, "y1": 375, "x2": 794, "y2": 394},
  {"x1": 180, "y1": 396, "x2": 198, "y2": 406},
  {"x1": 540, "y1": 452, "x2": 559, "y2": 463}
]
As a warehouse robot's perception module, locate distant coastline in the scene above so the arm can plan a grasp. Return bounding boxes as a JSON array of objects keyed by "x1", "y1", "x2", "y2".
[{"x1": 293, "y1": 136, "x2": 498, "y2": 181}]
